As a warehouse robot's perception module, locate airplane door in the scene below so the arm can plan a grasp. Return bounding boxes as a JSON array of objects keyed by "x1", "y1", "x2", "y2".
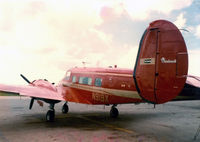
[{"x1": 133, "y1": 20, "x2": 188, "y2": 104}]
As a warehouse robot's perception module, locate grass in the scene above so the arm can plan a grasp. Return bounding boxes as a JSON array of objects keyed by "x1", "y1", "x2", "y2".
[{"x1": 0, "y1": 91, "x2": 19, "y2": 96}]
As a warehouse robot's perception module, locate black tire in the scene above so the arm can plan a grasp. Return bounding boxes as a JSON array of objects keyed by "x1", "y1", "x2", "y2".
[
  {"x1": 110, "y1": 107, "x2": 119, "y2": 118},
  {"x1": 62, "y1": 104, "x2": 69, "y2": 114},
  {"x1": 46, "y1": 110, "x2": 55, "y2": 122}
]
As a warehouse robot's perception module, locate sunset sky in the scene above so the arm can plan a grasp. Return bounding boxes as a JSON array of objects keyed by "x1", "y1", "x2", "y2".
[{"x1": 0, "y1": 0, "x2": 200, "y2": 85}]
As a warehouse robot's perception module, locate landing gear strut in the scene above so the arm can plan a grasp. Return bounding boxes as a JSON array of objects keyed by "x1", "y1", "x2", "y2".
[
  {"x1": 62, "y1": 102, "x2": 69, "y2": 114},
  {"x1": 46, "y1": 103, "x2": 55, "y2": 122},
  {"x1": 110, "y1": 105, "x2": 119, "y2": 118}
]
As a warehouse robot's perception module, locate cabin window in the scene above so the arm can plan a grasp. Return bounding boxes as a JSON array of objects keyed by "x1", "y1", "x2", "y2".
[
  {"x1": 65, "y1": 71, "x2": 71, "y2": 81},
  {"x1": 72, "y1": 76, "x2": 76, "y2": 83},
  {"x1": 79, "y1": 77, "x2": 92, "y2": 85},
  {"x1": 95, "y1": 78, "x2": 102, "y2": 87}
]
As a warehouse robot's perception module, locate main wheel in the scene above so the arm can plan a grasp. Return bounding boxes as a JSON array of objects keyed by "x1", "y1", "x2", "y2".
[
  {"x1": 62, "y1": 103, "x2": 69, "y2": 114},
  {"x1": 46, "y1": 110, "x2": 55, "y2": 122},
  {"x1": 110, "y1": 107, "x2": 119, "y2": 118}
]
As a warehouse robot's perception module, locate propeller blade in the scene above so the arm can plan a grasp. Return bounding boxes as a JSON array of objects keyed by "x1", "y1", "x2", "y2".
[
  {"x1": 29, "y1": 98, "x2": 34, "y2": 110},
  {"x1": 20, "y1": 74, "x2": 31, "y2": 84}
]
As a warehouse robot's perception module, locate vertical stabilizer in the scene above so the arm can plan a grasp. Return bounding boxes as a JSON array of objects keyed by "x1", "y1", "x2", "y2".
[{"x1": 133, "y1": 20, "x2": 188, "y2": 104}]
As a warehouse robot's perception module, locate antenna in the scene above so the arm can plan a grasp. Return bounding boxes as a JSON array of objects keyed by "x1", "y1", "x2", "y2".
[
  {"x1": 82, "y1": 61, "x2": 86, "y2": 67},
  {"x1": 179, "y1": 28, "x2": 190, "y2": 33},
  {"x1": 82, "y1": 61, "x2": 90, "y2": 68}
]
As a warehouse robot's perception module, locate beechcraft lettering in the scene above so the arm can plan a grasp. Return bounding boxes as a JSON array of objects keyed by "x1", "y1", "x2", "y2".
[{"x1": 161, "y1": 57, "x2": 176, "y2": 63}]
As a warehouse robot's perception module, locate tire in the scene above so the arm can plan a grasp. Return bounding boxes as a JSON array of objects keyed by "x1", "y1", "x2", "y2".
[
  {"x1": 110, "y1": 107, "x2": 119, "y2": 118},
  {"x1": 62, "y1": 104, "x2": 69, "y2": 114},
  {"x1": 46, "y1": 110, "x2": 55, "y2": 122}
]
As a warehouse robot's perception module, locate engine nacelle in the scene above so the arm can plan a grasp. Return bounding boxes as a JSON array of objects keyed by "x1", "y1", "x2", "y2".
[{"x1": 32, "y1": 79, "x2": 57, "y2": 92}]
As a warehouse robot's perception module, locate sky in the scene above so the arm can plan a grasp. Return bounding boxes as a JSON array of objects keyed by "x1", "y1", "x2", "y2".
[{"x1": 0, "y1": 0, "x2": 199, "y2": 85}]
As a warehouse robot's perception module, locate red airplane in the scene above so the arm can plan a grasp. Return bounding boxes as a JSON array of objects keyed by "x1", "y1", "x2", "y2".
[{"x1": 0, "y1": 20, "x2": 199, "y2": 122}]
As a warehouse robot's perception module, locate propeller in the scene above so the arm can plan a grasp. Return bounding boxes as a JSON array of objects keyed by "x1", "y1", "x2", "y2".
[
  {"x1": 20, "y1": 74, "x2": 35, "y2": 110},
  {"x1": 20, "y1": 74, "x2": 31, "y2": 84},
  {"x1": 29, "y1": 98, "x2": 35, "y2": 110}
]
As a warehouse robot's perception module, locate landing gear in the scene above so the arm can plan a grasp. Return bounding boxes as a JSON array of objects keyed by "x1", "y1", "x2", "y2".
[
  {"x1": 110, "y1": 105, "x2": 119, "y2": 118},
  {"x1": 62, "y1": 103, "x2": 69, "y2": 114},
  {"x1": 46, "y1": 103, "x2": 55, "y2": 122},
  {"x1": 46, "y1": 110, "x2": 55, "y2": 122}
]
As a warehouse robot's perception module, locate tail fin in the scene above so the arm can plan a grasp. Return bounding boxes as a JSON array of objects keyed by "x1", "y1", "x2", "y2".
[{"x1": 133, "y1": 20, "x2": 188, "y2": 104}]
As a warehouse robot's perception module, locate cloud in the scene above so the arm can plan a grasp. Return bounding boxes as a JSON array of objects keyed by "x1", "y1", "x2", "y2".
[
  {"x1": 188, "y1": 49, "x2": 200, "y2": 76},
  {"x1": 0, "y1": 0, "x2": 197, "y2": 85},
  {"x1": 195, "y1": 25, "x2": 200, "y2": 38},
  {"x1": 0, "y1": 0, "x2": 110, "y2": 84},
  {"x1": 101, "y1": 0, "x2": 193, "y2": 20},
  {"x1": 115, "y1": 45, "x2": 138, "y2": 69},
  {"x1": 174, "y1": 13, "x2": 186, "y2": 28}
]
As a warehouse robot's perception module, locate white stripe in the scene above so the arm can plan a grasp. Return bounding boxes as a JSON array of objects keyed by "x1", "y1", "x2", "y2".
[
  {"x1": 63, "y1": 82, "x2": 141, "y2": 99},
  {"x1": 71, "y1": 71, "x2": 133, "y2": 77}
]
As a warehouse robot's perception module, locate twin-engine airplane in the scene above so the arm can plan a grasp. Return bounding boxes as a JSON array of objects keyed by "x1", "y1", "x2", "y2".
[{"x1": 0, "y1": 20, "x2": 200, "y2": 122}]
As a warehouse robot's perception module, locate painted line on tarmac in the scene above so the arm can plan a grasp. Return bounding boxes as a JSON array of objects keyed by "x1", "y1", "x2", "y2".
[
  {"x1": 56, "y1": 114, "x2": 136, "y2": 134},
  {"x1": 78, "y1": 116, "x2": 135, "y2": 134}
]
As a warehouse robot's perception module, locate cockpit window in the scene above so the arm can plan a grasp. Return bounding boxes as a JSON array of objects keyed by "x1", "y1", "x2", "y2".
[
  {"x1": 79, "y1": 77, "x2": 92, "y2": 85},
  {"x1": 65, "y1": 71, "x2": 71, "y2": 81}
]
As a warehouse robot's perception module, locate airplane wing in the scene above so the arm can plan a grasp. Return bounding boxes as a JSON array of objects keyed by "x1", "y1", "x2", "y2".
[
  {"x1": 0, "y1": 82, "x2": 65, "y2": 101},
  {"x1": 186, "y1": 75, "x2": 200, "y2": 88}
]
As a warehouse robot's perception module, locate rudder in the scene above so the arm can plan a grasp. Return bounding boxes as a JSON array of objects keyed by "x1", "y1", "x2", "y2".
[{"x1": 133, "y1": 20, "x2": 188, "y2": 104}]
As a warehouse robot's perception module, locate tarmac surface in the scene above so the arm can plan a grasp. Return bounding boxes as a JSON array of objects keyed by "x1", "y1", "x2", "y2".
[{"x1": 0, "y1": 96, "x2": 199, "y2": 142}]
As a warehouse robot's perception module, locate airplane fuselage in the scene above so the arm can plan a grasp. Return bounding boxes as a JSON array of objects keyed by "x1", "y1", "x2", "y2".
[
  {"x1": 60, "y1": 67, "x2": 143, "y2": 105},
  {"x1": 58, "y1": 67, "x2": 199, "y2": 105}
]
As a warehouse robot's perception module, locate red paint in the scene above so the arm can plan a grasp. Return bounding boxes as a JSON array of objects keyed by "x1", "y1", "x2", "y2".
[
  {"x1": 60, "y1": 67, "x2": 141, "y2": 104},
  {"x1": 134, "y1": 20, "x2": 188, "y2": 104}
]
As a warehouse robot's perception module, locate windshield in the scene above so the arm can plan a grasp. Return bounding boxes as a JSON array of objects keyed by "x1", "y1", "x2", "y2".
[{"x1": 64, "y1": 71, "x2": 71, "y2": 81}]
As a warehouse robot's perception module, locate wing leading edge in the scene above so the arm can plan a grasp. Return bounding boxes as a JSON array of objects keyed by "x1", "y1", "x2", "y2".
[{"x1": 0, "y1": 83, "x2": 65, "y2": 101}]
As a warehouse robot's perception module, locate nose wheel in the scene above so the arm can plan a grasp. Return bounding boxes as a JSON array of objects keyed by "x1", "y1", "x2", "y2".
[
  {"x1": 46, "y1": 103, "x2": 55, "y2": 122},
  {"x1": 110, "y1": 105, "x2": 119, "y2": 118},
  {"x1": 46, "y1": 109, "x2": 55, "y2": 122},
  {"x1": 62, "y1": 103, "x2": 69, "y2": 114}
]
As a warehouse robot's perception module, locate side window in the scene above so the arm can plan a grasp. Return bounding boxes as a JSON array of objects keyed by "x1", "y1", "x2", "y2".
[
  {"x1": 79, "y1": 77, "x2": 84, "y2": 84},
  {"x1": 95, "y1": 78, "x2": 102, "y2": 87},
  {"x1": 88, "y1": 78, "x2": 92, "y2": 85},
  {"x1": 79, "y1": 77, "x2": 92, "y2": 85},
  {"x1": 72, "y1": 76, "x2": 76, "y2": 83}
]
